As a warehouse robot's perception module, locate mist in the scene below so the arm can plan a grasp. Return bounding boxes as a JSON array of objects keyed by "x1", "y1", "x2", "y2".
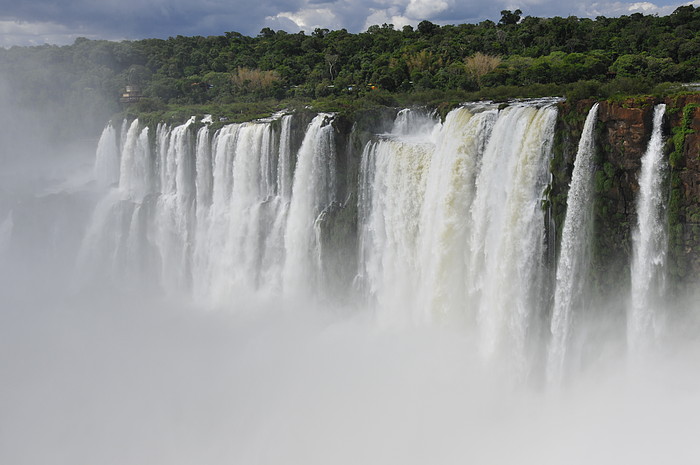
[
  {"x1": 3, "y1": 293, "x2": 700, "y2": 465},
  {"x1": 2, "y1": 90, "x2": 700, "y2": 465}
]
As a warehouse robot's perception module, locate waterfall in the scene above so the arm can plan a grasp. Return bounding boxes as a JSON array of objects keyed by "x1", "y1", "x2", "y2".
[
  {"x1": 192, "y1": 123, "x2": 241, "y2": 303},
  {"x1": 629, "y1": 103, "x2": 668, "y2": 351},
  {"x1": 391, "y1": 107, "x2": 438, "y2": 137},
  {"x1": 357, "y1": 132, "x2": 435, "y2": 325},
  {"x1": 277, "y1": 115, "x2": 294, "y2": 201},
  {"x1": 282, "y1": 113, "x2": 337, "y2": 298},
  {"x1": 78, "y1": 101, "x2": 664, "y2": 378},
  {"x1": 193, "y1": 125, "x2": 213, "y2": 291},
  {"x1": 75, "y1": 99, "x2": 699, "y2": 384},
  {"x1": 357, "y1": 102, "x2": 558, "y2": 363},
  {"x1": 467, "y1": 104, "x2": 557, "y2": 363},
  {"x1": 152, "y1": 117, "x2": 197, "y2": 292},
  {"x1": 194, "y1": 124, "x2": 213, "y2": 221},
  {"x1": 547, "y1": 103, "x2": 599, "y2": 385},
  {"x1": 94, "y1": 122, "x2": 120, "y2": 187},
  {"x1": 417, "y1": 106, "x2": 496, "y2": 324},
  {"x1": 80, "y1": 114, "x2": 299, "y2": 302},
  {"x1": 191, "y1": 119, "x2": 283, "y2": 302},
  {"x1": 261, "y1": 115, "x2": 295, "y2": 291},
  {"x1": 118, "y1": 119, "x2": 152, "y2": 199}
]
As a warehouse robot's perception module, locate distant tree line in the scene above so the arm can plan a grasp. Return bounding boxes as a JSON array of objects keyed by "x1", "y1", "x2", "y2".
[{"x1": 1, "y1": 5, "x2": 699, "y2": 129}]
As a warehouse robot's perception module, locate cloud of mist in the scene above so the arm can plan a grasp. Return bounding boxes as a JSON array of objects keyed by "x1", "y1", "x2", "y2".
[
  {"x1": 0, "y1": 73, "x2": 100, "y2": 301},
  {"x1": 2, "y1": 290, "x2": 700, "y2": 465}
]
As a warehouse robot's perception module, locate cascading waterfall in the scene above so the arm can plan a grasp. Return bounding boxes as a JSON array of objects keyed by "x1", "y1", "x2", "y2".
[
  {"x1": 276, "y1": 115, "x2": 295, "y2": 201},
  {"x1": 467, "y1": 104, "x2": 556, "y2": 363},
  {"x1": 153, "y1": 117, "x2": 197, "y2": 292},
  {"x1": 357, "y1": 130, "x2": 434, "y2": 324},
  {"x1": 629, "y1": 103, "x2": 668, "y2": 351},
  {"x1": 260, "y1": 115, "x2": 295, "y2": 291},
  {"x1": 76, "y1": 118, "x2": 152, "y2": 289},
  {"x1": 191, "y1": 123, "x2": 241, "y2": 302},
  {"x1": 94, "y1": 122, "x2": 121, "y2": 187},
  {"x1": 119, "y1": 119, "x2": 152, "y2": 199},
  {"x1": 391, "y1": 107, "x2": 439, "y2": 137},
  {"x1": 416, "y1": 105, "x2": 496, "y2": 324},
  {"x1": 547, "y1": 103, "x2": 599, "y2": 385},
  {"x1": 80, "y1": 100, "x2": 678, "y2": 378},
  {"x1": 215, "y1": 122, "x2": 275, "y2": 291},
  {"x1": 79, "y1": 112, "x2": 335, "y2": 304},
  {"x1": 282, "y1": 113, "x2": 337, "y2": 298},
  {"x1": 357, "y1": 102, "x2": 558, "y2": 366},
  {"x1": 193, "y1": 124, "x2": 213, "y2": 284},
  {"x1": 357, "y1": 107, "x2": 467, "y2": 325}
]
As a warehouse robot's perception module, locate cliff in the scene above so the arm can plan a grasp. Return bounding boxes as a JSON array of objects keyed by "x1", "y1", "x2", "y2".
[
  {"x1": 311, "y1": 97, "x2": 700, "y2": 297},
  {"x1": 553, "y1": 95, "x2": 700, "y2": 296},
  {"x1": 313, "y1": 107, "x2": 398, "y2": 300},
  {"x1": 118, "y1": 95, "x2": 700, "y2": 299}
]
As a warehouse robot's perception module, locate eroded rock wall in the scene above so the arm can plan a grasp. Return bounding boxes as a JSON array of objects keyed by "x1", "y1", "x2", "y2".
[{"x1": 553, "y1": 95, "x2": 700, "y2": 295}]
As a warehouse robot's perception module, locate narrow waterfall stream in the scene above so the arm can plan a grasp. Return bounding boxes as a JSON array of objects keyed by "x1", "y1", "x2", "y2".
[
  {"x1": 629, "y1": 103, "x2": 668, "y2": 351},
  {"x1": 547, "y1": 103, "x2": 599, "y2": 385}
]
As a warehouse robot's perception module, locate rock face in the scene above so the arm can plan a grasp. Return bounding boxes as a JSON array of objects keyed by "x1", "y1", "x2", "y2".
[
  {"x1": 320, "y1": 98, "x2": 700, "y2": 300},
  {"x1": 315, "y1": 108, "x2": 398, "y2": 300},
  {"x1": 593, "y1": 99, "x2": 655, "y2": 295},
  {"x1": 664, "y1": 94, "x2": 700, "y2": 284},
  {"x1": 553, "y1": 95, "x2": 700, "y2": 295},
  {"x1": 130, "y1": 98, "x2": 700, "y2": 296}
]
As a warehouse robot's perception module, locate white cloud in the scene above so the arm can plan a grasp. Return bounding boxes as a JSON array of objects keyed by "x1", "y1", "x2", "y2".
[
  {"x1": 362, "y1": 7, "x2": 413, "y2": 30},
  {"x1": 405, "y1": 0, "x2": 453, "y2": 18},
  {"x1": 266, "y1": 8, "x2": 343, "y2": 31},
  {"x1": 628, "y1": 1, "x2": 664, "y2": 11},
  {"x1": 264, "y1": 13, "x2": 305, "y2": 32},
  {"x1": 585, "y1": 1, "x2": 678, "y2": 16}
]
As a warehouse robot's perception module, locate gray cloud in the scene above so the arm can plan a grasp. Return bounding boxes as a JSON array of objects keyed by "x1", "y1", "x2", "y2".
[{"x1": 0, "y1": 0, "x2": 697, "y2": 46}]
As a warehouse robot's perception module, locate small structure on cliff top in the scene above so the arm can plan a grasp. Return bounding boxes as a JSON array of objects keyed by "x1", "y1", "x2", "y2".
[
  {"x1": 120, "y1": 85, "x2": 143, "y2": 104},
  {"x1": 120, "y1": 67, "x2": 145, "y2": 104}
]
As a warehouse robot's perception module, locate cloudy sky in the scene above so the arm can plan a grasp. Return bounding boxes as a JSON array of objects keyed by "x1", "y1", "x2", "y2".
[{"x1": 0, "y1": 0, "x2": 698, "y2": 47}]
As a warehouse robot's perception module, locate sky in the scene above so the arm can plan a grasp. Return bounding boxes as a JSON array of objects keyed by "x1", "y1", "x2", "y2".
[{"x1": 0, "y1": 0, "x2": 698, "y2": 47}]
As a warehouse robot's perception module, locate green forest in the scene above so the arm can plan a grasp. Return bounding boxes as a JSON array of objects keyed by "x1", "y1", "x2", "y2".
[{"x1": 1, "y1": 6, "x2": 700, "y2": 131}]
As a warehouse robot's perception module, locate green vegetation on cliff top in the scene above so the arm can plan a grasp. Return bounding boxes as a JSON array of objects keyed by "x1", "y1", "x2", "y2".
[{"x1": 2, "y1": 6, "x2": 700, "y2": 126}]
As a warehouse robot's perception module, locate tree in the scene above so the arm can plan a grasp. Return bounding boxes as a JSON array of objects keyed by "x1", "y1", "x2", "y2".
[
  {"x1": 258, "y1": 28, "x2": 275, "y2": 38},
  {"x1": 230, "y1": 67, "x2": 282, "y2": 96},
  {"x1": 325, "y1": 54, "x2": 339, "y2": 80},
  {"x1": 499, "y1": 9, "x2": 523, "y2": 26},
  {"x1": 464, "y1": 52, "x2": 502, "y2": 86},
  {"x1": 417, "y1": 20, "x2": 439, "y2": 35},
  {"x1": 404, "y1": 50, "x2": 441, "y2": 74}
]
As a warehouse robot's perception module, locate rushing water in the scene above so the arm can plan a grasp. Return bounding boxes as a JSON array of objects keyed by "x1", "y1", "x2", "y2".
[
  {"x1": 358, "y1": 103, "x2": 557, "y2": 373},
  {"x1": 283, "y1": 113, "x2": 337, "y2": 297},
  {"x1": 547, "y1": 103, "x2": 599, "y2": 385},
  {"x1": 629, "y1": 103, "x2": 668, "y2": 352}
]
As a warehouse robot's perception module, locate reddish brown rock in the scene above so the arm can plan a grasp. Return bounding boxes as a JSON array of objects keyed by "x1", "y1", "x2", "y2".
[
  {"x1": 597, "y1": 98, "x2": 655, "y2": 172},
  {"x1": 554, "y1": 95, "x2": 700, "y2": 292}
]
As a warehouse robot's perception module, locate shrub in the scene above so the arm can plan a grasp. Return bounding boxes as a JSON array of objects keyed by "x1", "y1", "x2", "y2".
[{"x1": 464, "y1": 53, "x2": 502, "y2": 87}]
